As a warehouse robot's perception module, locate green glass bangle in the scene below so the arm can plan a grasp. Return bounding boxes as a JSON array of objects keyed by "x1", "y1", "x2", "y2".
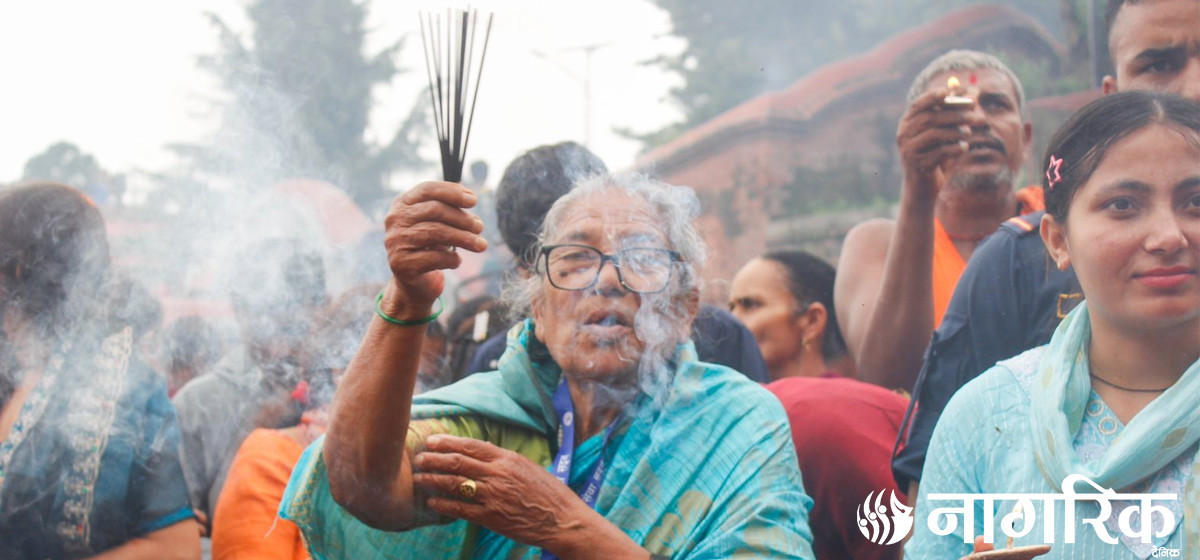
[{"x1": 375, "y1": 292, "x2": 444, "y2": 326}]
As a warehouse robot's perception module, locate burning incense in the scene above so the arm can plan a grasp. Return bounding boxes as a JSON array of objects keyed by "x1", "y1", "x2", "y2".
[{"x1": 419, "y1": 8, "x2": 494, "y2": 183}]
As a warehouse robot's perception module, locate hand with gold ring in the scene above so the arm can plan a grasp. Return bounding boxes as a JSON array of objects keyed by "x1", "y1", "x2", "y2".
[
  {"x1": 457, "y1": 478, "x2": 478, "y2": 500},
  {"x1": 411, "y1": 434, "x2": 633, "y2": 557}
]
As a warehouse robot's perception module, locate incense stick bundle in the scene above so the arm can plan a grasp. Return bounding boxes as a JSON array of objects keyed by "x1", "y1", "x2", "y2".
[{"x1": 419, "y1": 8, "x2": 493, "y2": 184}]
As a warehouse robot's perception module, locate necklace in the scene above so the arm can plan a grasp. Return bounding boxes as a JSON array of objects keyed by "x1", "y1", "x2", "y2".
[{"x1": 1089, "y1": 372, "x2": 1172, "y2": 393}]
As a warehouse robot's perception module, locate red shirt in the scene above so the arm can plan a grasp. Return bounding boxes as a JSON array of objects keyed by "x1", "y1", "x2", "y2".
[{"x1": 768, "y1": 376, "x2": 909, "y2": 560}]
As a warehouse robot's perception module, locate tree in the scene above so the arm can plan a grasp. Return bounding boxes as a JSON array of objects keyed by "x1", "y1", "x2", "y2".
[
  {"x1": 630, "y1": 0, "x2": 1084, "y2": 149},
  {"x1": 177, "y1": 0, "x2": 426, "y2": 211},
  {"x1": 23, "y1": 142, "x2": 104, "y2": 187},
  {"x1": 21, "y1": 142, "x2": 125, "y2": 206}
]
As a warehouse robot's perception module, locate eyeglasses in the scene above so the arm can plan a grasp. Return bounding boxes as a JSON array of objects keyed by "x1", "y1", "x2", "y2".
[{"x1": 539, "y1": 244, "x2": 683, "y2": 294}]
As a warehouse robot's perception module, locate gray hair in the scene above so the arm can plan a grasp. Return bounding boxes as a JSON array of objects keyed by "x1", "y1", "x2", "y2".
[
  {"x1": 503, "y1": 172, "x2": 706, "y2": 321},
  {"x1": 905, "y1": 50, "x2": 1026, "y2": 113}
]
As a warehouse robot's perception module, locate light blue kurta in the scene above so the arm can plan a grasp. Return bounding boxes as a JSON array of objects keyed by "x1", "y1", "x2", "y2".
[
  {"x1": 908, "y1": 346, "x2": 1192, "y2": 559},
  {"x1": 280, "y1": 320, "x2": 815, "y2": 559}
]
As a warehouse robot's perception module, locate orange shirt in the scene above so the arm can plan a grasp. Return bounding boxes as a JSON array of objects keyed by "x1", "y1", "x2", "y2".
[
  {"x1": 931, "y1": 217, "x2": 967, "y2": 328},
  {"x1": 931, "y1": 187, "x2": 1045, "y2": 327},
  {"x1": 212, "y1": 429, "x2": 309, "y2": 560}
]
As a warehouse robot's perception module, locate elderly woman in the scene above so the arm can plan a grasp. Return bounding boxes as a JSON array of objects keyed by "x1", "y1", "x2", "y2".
[
  {"x1": 908, "y1": 91, "x2": 1199, "y2": 558},
  {"x1": 0, "y1": 183, "x2": 198, "y2": 559},
  {"x1": 280, "y1": 174, "x2": 815, "y2": 558}
]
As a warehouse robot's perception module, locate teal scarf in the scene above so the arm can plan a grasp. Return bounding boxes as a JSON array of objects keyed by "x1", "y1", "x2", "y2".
[
  {"x1": 280, "y1": 320, "x2": 815, "y2": 559},
  {"x1": 1030, "y1": 304, "x2": 1200, "y2": 549}
]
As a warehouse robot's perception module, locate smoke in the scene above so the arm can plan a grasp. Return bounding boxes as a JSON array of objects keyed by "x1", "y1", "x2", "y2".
[
  {"x1": 0, "y1": 183, "x2": 172, "y2": 553},
  {"x1": 0, "y1": 15, "x2": 406, "y2": 546},
  {"x1": 502, "y1": 173, "x2": 704, "y2": 411}
]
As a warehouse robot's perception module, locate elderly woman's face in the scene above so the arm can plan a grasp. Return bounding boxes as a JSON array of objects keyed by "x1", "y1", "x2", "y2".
[{"x1": 532, "y1": 190, "x2": 677, "y2": 381}]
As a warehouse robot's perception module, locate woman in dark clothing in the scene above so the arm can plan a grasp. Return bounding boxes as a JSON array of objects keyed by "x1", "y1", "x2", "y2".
[{"x1": 0, "y1": 182, "x2": 197, "y2": 559}]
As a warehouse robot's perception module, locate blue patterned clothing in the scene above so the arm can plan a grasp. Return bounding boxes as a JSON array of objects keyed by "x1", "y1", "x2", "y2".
[
  {"x1": 0, "y1": 329, "x2": 194, "y2": 559},
  {"x1": 908, "y1": 334, "x2": 1196, "y2": 558},
  {"x1": 281, "y1": 320, "x2": 815, "y2": 559}
]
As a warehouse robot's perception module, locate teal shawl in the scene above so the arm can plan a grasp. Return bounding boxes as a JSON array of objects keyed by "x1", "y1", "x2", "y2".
[
  {"x1": 280, "y1": 320, "x2": 815, "y2": 559},
  {"x1": 1030, "y1": 304, "x2": 1200, "y2": 550}
]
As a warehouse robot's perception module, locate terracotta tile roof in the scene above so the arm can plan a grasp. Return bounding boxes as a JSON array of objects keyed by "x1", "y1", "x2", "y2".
[{"x1": 637, "y1": 4, "x2": 1065, "y2": 169}]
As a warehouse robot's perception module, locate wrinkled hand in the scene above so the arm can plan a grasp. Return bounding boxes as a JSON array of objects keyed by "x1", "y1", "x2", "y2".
[
  {"x1": 382, "y1": 181, "x2": 487, "y2": 317},
  {"x1": 412, "y1": 434, "x2": 598, "y2": 553},
  {"x1": 896, "y1": 89, "x2": 975, "y2": 201}
]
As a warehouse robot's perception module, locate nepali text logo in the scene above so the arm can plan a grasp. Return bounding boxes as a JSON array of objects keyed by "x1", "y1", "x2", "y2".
[
  {"x1": 857, "y1": 489, "x2": 914, "y2": 545},
  {"x1": 927, "y1": 474, "x2": 1177, "y2": 545}
]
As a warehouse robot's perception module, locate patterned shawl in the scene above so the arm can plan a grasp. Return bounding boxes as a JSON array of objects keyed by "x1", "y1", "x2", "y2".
[
  {"x1": 280, "y1": 320, "x2": 815, "y2": 559},
  {"x1": 1030, "y1": 304, "x2": 1200, "y2": 551}
]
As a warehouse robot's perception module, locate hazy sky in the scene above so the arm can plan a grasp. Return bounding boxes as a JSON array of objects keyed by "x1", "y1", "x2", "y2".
[{"x1": 0, "y1": 0, "x2": 684, "y2": 189}]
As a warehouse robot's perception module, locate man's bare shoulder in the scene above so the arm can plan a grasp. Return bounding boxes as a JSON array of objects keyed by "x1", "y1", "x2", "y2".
[
  {"x1": 841, "y1": 218, "x2": 897, "y2": 260},
  {"x1": 835, "y1": 218, "x2": 898, "y2": 352},
  {"x1": 846, "y1": 217, "x2": 896, "y2": 237}
]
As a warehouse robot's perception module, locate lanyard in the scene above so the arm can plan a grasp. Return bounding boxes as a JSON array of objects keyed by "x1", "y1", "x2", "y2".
[{"x1": 542, "y1": 377, "x2": 619, "y2": 560}]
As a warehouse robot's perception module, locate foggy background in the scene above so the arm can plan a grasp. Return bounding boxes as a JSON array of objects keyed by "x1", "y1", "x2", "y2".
[{"x1": 0, "y1": 0, "x2": 1110, "y2": 314}]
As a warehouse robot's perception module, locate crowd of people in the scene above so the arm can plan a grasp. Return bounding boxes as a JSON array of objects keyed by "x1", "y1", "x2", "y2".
[{"x1": 0, "y1": 0, "x2": 1196, "y2": 559}]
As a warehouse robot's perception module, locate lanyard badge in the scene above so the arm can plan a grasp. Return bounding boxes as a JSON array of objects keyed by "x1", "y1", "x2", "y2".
[{"x1": 542, "y1": 377, "x2": 620, "y2": 560}]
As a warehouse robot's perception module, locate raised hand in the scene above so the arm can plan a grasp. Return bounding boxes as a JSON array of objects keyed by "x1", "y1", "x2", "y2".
[
  {"x1": 896, "y1": 88, "x2": 976, "y2": 201},
  {"x1": 381, "y1": 181, "x2": 488, "y2": 319}
]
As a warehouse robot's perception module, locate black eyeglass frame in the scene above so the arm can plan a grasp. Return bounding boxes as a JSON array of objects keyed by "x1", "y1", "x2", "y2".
[{"x1": 538, "y1": 243, "x2": 684, "y2": 294}]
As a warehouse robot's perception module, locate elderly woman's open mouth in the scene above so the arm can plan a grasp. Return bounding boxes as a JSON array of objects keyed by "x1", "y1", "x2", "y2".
[{"x1": 582, "y1": 307, "x2": 635, "y2": 340}]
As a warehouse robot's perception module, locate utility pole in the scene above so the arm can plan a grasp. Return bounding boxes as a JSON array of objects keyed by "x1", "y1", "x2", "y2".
[{"x1": 530, "y1": 41, "x2": 613, "y2": 148}]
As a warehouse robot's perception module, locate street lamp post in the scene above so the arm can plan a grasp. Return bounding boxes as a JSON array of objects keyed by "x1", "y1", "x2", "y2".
[{"x1": 530, "y1": 42, "x2": 613, "y2": 148}]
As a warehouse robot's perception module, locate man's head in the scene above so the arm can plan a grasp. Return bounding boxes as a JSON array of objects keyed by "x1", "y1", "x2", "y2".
[
  {"x1": 907, "y1": 50, "x2": 1032, "y2": 194},
  {"x1": 1103, "y1": 0, "x2": 1200, "y2": 100},
  {"x1": 229, "y1": 238, "x2": 327, "y2": 387},
  {"x1": 495, "y1": 142, "x2": 607, "y2": 269},
  {"x1": 160, "y1": 315, "x2": 224, "y2": 394}
]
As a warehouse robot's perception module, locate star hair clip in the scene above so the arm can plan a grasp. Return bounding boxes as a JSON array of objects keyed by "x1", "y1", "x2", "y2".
[{"x1": 1046, "y1": 155, "x2": 1064, "y2": 190}]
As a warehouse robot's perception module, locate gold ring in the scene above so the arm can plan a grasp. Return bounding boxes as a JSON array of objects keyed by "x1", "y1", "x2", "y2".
[{"x1": 457, "y1": 479, "x2": 478, "y2": 499}]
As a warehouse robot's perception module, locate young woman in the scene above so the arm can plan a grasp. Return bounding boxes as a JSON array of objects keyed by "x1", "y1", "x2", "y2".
[{"x1": 908, "y1": 91, "x2": 1199, "y2": 558}]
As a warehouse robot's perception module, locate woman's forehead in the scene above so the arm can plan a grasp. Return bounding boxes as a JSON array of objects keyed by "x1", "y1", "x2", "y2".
[{"x1": 551, "y1": 192, "x2": 666, "y2": 243}]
